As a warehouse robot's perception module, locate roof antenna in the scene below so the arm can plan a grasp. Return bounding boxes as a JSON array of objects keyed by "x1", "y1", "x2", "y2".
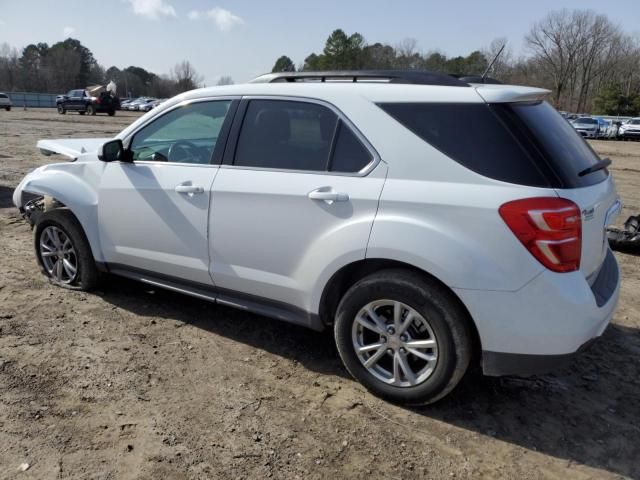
[{"x1": 482, "y1": 43, "x2": 506, "y2": 82}]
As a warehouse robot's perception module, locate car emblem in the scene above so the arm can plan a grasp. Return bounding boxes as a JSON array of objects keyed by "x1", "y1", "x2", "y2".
[{"x1": 582, "y1": 207, "x2": 595, "y2": 221}]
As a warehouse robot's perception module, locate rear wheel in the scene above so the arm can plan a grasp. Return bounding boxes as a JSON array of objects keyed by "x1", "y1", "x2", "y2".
[
  {"x1": 334, "y1": 269, "x2": 472, "y2": 405},
  {"x1": 34, "y1": 209, "x2": 98, "y2": 291},
  {"x1": 87, "y1": 104, "x2": 96, "y2": 116},
  {"x1": 5, "y1": 106, "x2": 10, "y2": 111},
  {"x1": 79, "y1": 111, "x2": 85, "y2": 115},
  {"x1": 108, "y1": 110, "x2": 115, "y2": 116},
  {"x1": 57, "y1": 104, "x2": 66, "y2": 114}
]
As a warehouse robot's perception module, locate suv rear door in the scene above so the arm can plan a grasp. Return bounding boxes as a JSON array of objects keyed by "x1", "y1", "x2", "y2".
[{"x1": 209, "y1": 98, "x2": 386, "y2": 314}]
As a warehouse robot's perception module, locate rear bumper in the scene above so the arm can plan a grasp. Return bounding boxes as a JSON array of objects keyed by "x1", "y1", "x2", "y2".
[
  {"x1": 482, "y1": 338, "x2": 597, "y2": 376},
  {"x1": 455, "y1": 248, "x2": 620, "y2": 376}
]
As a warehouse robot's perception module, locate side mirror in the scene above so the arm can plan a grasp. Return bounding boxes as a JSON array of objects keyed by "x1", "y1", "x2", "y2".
[{"x1": 98, "y1": 139, "x2": 125, "y2": 162}]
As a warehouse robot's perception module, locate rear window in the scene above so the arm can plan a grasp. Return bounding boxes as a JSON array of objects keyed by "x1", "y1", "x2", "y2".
[
  {"x1": 0, "y1": 94, "x2": 7, "y2": 99},
  {"x1": 379, "y1": 101, "x2": 607, "y2": 188}
]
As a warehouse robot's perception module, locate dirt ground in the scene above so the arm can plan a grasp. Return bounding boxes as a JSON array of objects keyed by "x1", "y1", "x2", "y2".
[{"x1": 1, "y1": 108, "x2": 639, "y2": 480}]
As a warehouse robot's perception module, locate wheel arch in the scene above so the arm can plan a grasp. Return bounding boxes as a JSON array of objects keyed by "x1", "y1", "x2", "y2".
[
  {"x1": 318, "y1": 258, "x2": 482, "y2": 356},
  {"x1": 18, "y1": 171, "x2": 102, "y2": 262}
]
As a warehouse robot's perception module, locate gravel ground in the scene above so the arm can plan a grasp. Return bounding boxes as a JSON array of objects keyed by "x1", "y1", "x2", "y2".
[{"x1": 1, "y1": 109, "x2": 639, "y2": 480}]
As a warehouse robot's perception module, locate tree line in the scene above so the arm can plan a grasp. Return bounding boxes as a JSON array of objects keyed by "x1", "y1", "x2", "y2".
[
  {"x1": 0, "y1": 38, "x2": 231, "y2": 98},
  {"x1": 272, "y1": 9, "x2": 640, "y2": 116}
]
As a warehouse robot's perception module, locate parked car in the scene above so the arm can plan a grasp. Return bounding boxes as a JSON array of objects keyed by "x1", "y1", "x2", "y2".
[
  {"x1": 13, "y1": 71, "x2": 621, "y2": 405},
  {"x1": 0, "y1": 92, "x2": 12, "y2": 111},
  {"x1": 136, "y1": 98, "x2": 159, "y2": 112},
  {"x1": 602, "y1": 120, "x2": 621, "y2": 139},
  {"x1": 139, "y1": 98, "x2": 165, "y2": 112},
  {"x1": 57, "y1": 89, "x2": 117, "y2": 116},
  {"x1": 571, "y1": 117, "x2": 600, "y2": 138},
  {"x1": 119, "y1": 98, "x2": 134, "y2": 109},
  {"x1": 618, "y1": 118, "x2": 640, "y2": 140},
  {"x1": 125, "y1": 97, "x2": 154, "y2": 111}
]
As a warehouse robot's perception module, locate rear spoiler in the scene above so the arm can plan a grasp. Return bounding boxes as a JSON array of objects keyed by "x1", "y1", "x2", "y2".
[{"x1": 473, "y1": 85, "x2": 551, "y2": 104}]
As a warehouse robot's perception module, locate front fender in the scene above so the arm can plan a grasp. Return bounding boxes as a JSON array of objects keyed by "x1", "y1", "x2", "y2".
[{"x1": 14, "y1": 163, "x2": 104, "y2": 262}]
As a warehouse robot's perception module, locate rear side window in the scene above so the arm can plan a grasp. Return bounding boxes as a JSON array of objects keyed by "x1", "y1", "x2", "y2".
[
  {"x1": 235, "y1": 100, "x2": 338, "y2": 171},
  {"x1": 379, "y1": 102, "x2": 550, "y2": 187},
  {"x1": 0, "y1": 94, "x2": 7, "y2": 99},
  {"x1": 330, "y1": 123, "x2": 372, "y2": 173},
  {"x1": 379, "y1": 101, "x2": 607, "y2": 188}
]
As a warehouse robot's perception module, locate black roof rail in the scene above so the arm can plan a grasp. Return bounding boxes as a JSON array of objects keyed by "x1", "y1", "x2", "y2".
[{"x1": 250, "y1": 70, "x2": 470, "y2": 87}]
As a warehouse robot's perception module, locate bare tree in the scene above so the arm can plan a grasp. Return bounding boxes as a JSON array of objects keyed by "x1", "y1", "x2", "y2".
[
  {"x1": 526, "y1": 9, "x2": 586, "y2": 107},
  {"x1": 216, "y1": 76, "x2": 234, "y2": 86},
  {"x1": 171, "y1": 61, "x2": 203, "y2": 93}
]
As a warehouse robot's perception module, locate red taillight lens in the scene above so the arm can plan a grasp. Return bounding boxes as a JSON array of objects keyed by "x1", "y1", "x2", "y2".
[{"x1": 499, "y1": 197, "x2": 581, "y2": 273}]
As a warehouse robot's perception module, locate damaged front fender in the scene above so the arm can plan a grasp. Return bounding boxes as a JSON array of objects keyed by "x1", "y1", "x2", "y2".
[{"x1": 13, "y1": 161, "x2": 106, "y2": 262}]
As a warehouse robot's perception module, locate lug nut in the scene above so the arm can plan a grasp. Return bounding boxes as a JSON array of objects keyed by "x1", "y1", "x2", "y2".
[
  {"x1": 400, "y1": 347, "x2": 406, "y2": 354},
  {"x1": 380, "y1": 336, "x2": 387, "y2": 343},
  {"x1": 386, "y1": 348, "x2": 393, "y2": 354},
  {"x1": 387, "y1": 327, "x2": 395, "y2": 335},
  {"x1": 400, "y1": 335, "x2": 407, "y2": 342}
]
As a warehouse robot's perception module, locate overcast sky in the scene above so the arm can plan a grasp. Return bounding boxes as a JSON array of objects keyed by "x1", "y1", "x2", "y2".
[{"x1": 1, "y1": 0, "x2": 639, "y2": 86}]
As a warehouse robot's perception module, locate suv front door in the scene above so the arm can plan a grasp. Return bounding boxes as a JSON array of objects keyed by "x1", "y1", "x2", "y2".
[
  {"x1": 98, "y1": 99, "x2": 237, "y2": 285},
  {"x1": 210, "y1": 98, "x2": 386, "y2": 315}
]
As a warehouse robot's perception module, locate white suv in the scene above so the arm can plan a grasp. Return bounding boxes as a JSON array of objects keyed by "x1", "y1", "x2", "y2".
[{"x1": 13, "y1": 71, "x2": 621, "y2": 404}]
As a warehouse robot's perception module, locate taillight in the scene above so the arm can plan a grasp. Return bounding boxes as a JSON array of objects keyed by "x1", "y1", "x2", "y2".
[{"x1": 499, "y1": 197, "x2": 581, "y2": 273}]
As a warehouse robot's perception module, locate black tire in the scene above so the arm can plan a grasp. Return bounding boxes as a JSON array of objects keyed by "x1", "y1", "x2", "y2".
[
  {"x1": 79, "y1": 111, "x2": 85, "y2": 115},
  {"x1": 5, "y1": 106, "x2": 10, "y2": 111},
  {"x1": 57, "y1": 104, "x2": 66, "y2": 114},
  {"x1": 87, "y1": 104, "x2": 96, "y2": 116},
  {"x1": 108, "y1": 110, "x2": 115, "y2": 116},
  {"x1": 334, "y1": 269, "x2": 473, "y2": 405},
  {"x1": 34, "y1": 209, "x2": 99, "y2": 291}
]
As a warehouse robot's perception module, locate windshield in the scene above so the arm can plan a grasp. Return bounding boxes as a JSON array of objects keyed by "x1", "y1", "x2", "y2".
[{"x1": 630, "y1": 119, "x2": 640, "y2": 125}]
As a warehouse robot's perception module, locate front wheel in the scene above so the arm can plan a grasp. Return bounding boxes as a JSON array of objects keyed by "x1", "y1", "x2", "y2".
[
  {"x1": 108, "y1": 110, "x2": 115, "y2": 116},
  {"x1": 34, "y1": 209, "x2": 99, "y2": 291},
  {"x1": 86, "y1": 104, "x2": 96, "y2": 116},
  {"x1": 5, "y1": 106, "x2": 10, "y2": 111},
  {"x1": 57, "y1": 104, "x2": 66, "y2": 114},
  {"x1": 334, "y1": 269, "x2": 473, "y2": 405}
]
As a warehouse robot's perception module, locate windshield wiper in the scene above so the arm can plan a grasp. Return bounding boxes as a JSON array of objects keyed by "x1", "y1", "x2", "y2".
[{"x1": 578, "y1": 157, "x2": 611, "y2": 177}]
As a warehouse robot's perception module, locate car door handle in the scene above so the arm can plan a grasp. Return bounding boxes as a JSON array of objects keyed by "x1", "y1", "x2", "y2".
[
  {"x1": 308, "y1": 188, "x2": 349, "y2": 204},
  {"x1": 175, "y1": 184, "x2": 204, "y2": 194}
]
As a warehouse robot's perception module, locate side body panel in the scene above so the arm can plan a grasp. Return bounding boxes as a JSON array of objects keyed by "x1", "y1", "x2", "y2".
[
  {"x1": 98, "y1": 162, "x2": 219, "y2": 285},
  {"x1": 210, "y1": 162, "x2": 387, "y2": 314}
]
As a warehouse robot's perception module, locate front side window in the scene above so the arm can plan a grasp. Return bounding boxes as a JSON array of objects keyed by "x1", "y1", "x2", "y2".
[{"x1": 130, "y1": 100, "x2": 231, "y2": 164}]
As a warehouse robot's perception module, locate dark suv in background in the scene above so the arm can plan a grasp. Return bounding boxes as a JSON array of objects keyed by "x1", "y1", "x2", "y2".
[{"x1": 56, "y1": 89, "x2": 117, "y2": 116}]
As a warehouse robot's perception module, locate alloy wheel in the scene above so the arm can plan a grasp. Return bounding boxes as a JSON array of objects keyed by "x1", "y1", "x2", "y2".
[
  {"x1": 352, "y1": 300, "x2": 438, "y2": 387},
  {"x1": 39, "y1": 226, "x2": 78, "y2": 284}
]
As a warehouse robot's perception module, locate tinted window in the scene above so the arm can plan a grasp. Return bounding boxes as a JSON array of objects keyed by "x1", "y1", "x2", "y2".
[
  {"x1": 0, "y1": 94, "x2": 7, "y2": 99},
  {"x1": 235, "y1": 100, "x2": 337, "y2": 171},
  {"x1": 503, "y1": 102, "x2": 606, "y2": 187},
  {"x1": 330, "y1": 122, "x2": 372, "y2": 172},
  {"x1": 630, "y1": 119, "x2": 640, "y2": 125},
  {"x1": 379, "y1": 102, "x2": 550, "y2": 187},
  {"x1": 576, "y1": 117, "x2": 597, "y2": 124},
  {"x1": 130, "y1": 100, "x2": 231, "y2": 164},
  {"x1": 380, "y1": 101, "x2": 607, "y2": 188}
]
